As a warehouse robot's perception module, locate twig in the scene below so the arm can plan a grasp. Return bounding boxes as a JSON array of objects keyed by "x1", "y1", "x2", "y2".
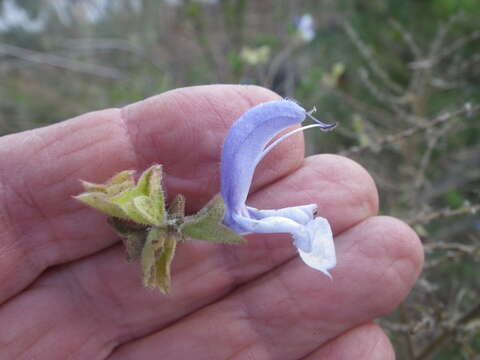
[
  {"x1": 359, "y1": 68, "x2": 407, "y2": 106},
  {"x1": 416, "y1": 302, "x2": 480, "y2": 360},
  {"x1": 389, "y1": 18, "x2": 422, "y2": 59},
  {"x1": 450, "y1": 53, "x2": 480, "y2": 76},
  {"x1": 61, "y1": 38, "x2": 145, "y2": 55},
  {"x1": 412, "y1": 120, "x2": 458, "y2": 207},
  {"x1": 341, "y1": 103, "x2": 480, "y2": 156},
  {"x1": 400, "y1": 302, "x2": 417, "y2": 359},
  {"x1": 408, "y1": 204, "x2": 480, "y2": 226},
  {"x1": 428, "y1": 13, "x2": 463, "y2": 60},
  {"x1": 265, "y1": 42, "x2": 298, "y2": 89},
  {"x1": 323, "y1": 86, "x2": 396, "y2": 127},
  {"x1": 424, "y1": 145, "x2": 480, "y2": 201},
  {"x1": 438, "y1": 30, "x2": 480, "y2": 62},
  {"x1": 424, "y1": 242, "x2": 476, "y2": 254},
  {"x1": 0, "y1": 43, "x2": 124, "y2": 79},
  {"x1": 184, "y1": 0, "x2": 222, "y2": 80},
  {"x1": 60, "y1": 38, "x2": 165, "y2": 70},
  {"x1": 343, "y1": 21, "x2": 404, "y2": 94}
]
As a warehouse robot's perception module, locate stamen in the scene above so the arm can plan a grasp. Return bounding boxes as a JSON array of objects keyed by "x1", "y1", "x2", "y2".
[
  {"x1": 306, "y1": 111, "x2": 336, "y2": 131},
  {"x1": 260, "y1": 124, "x2": 325, "y2": 162}
]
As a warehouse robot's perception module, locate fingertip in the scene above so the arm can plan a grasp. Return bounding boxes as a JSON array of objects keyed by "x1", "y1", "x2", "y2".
[
  {"x1": 337, "y1": 215, "x2": 424, "y2": 316},
  {"x1": 293, "y1": 154, "x2": 379, "y2": 234},
  {"x1": 373, "y1": 216, "x2": 424, "y2": 282},
  {"x1": 313, "y1": 154, "x2": 379, "y2": 217},
  {"x1": 305, "y1": 323, "x2": 395, "y2": 360}
]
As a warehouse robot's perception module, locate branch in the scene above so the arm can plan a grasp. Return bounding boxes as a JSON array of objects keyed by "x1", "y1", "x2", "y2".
[
  {"x1": 343, "y1": 21, "x2": 404, "y2": 94},
  {"x1": 416, "y1": 302, "x2": 480, "y2": 360},
  {"x1": 324, "y1": 86, "x2": 394, "y2": 126},
  {"x1": 412, "y1": 120, "x2": 458, "y2": 206},
  {"x1": 438, "y1": 30, "x2": 480, "y2": 62},
  {"x1": 341, "y1": 103, "x2": 480, "y2": 156},
  {"x1": 408, "y1": 204, "x2": 480, "y2": 226},
  {"x1": 424, "y1": 242, "x2": 476, "y2": 254},
  {"x1": 0, "y1": 43, "x2": 124, "y2": 79},
  {"x1": 389, "y1": 18, "x2": 422, "y2": 59}
]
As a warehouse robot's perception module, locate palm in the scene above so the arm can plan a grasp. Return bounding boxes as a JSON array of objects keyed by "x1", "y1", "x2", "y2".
[{"x1": 0, "y1": 85, "x2": 422, "y2": 360}]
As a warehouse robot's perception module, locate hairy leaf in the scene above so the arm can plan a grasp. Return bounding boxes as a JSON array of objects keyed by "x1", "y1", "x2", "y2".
[
  {"x1": 74, "y1": 192, "x2": 128, "y2": 219},
  {"x1": 108, "y1": 217, "x2": 148, "y2": 261},
  {"x1": 168, "y1": 194, "x2": 186, "y2": 220},
  {"x1": 141, "y1": 227, "x2": 178, "y2": 294},
  {"x1": 108, "y1": 165, "x2": 166, "y2": 225}
]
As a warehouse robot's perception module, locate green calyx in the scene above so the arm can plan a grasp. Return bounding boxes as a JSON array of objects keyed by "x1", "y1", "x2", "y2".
[
  {"x1": 75, "y1": 164, "x2": 245, "y2": 294},
  {"x1": 180, "y1": 194, "x2": 245, "y2": 244}
]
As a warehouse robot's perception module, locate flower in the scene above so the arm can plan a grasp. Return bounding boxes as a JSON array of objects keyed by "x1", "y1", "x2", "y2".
[
  {"x1": 220, "y1": 99, "x2": 337, "y2": 277},
  {"x1": 295, "y1": 13, "x2": 315, "y2": 42},
  {"x1": 240, "y1": 45, "x2": 271, "y2": 66}
]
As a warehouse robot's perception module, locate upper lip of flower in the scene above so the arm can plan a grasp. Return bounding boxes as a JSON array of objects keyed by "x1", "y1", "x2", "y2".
[{"x1": 220, "y1": 99, "x2": 337, "y2": 277}]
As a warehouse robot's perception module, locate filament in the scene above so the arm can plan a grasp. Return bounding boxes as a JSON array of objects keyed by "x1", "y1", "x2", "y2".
[{"x1": 260, "y1": 124, "x2": 324, "y2": 162}]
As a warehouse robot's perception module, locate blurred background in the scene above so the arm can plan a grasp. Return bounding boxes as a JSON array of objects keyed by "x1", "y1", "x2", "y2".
[{"x1": 0, "y1": 0, "x2": 479, "y2": 358}]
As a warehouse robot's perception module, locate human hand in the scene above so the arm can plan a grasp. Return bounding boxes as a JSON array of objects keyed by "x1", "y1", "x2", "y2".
[{"x1": 0, "y1": 85, "x2": 423, "y2": 359}]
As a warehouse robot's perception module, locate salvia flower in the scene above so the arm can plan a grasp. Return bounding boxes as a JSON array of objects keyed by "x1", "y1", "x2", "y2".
[{"x1": 221, "y1": 99, "x2": 337, "y2": 277}]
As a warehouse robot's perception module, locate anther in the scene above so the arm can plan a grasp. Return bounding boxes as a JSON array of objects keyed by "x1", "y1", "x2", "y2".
[{"x1": 306, "y1": 111, "x2": 337, "y2": 131}]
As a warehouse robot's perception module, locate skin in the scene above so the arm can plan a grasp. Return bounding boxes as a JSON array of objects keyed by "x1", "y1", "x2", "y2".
[{"x1": 0, "y1": 85, "x2": 423, "y2": 360}]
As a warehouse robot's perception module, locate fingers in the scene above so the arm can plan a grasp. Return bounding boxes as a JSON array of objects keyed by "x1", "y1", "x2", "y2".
[
  {"x1": 109, "y1": 216, "x2": 422, "y2": 360},
  {"x1": 303, "y1": 323, "x2": 395, "y2": 360},
  {"x1": 0, "y1": 154, "x2": 379, "y2": 358},
  {"x1": 0, "y1": 85, "x2": 290, "y2": 304}
]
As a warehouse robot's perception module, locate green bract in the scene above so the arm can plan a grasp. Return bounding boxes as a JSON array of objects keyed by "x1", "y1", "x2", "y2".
[{"x1": 75, "y1": 164, "x2": 244, "y2": 294}]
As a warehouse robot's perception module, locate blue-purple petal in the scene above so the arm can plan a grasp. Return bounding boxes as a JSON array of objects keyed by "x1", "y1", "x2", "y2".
[
  {"x1": 219, "y1": 98, "x2": 336, "y2": 277},
  {"x1": 220, "y1": 99, "x2": 306, "y2": 219}
]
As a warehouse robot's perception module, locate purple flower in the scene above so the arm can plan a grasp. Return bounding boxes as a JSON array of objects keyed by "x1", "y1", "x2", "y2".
[
  {"x1": 295, "y1": 14, "x2": 315, "y2": 42},
  {"x1": 220, "y1": 99, "x2": 336, "y2": 277}
]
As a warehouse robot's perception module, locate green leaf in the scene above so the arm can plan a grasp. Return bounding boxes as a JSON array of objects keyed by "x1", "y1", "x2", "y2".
[
  {"x1": 74, "y1": 192, "x2": 128, "y2": 219},
  {"x1": 80, "y1": 170, "x2": 135, "y2": 194},
  {"x1": 108, "y1": 165, "x2": 166, "y2": 225},
  {"x1": 142, "y1": 228, "x2": 165, "y2": 288},
  {"x1": 109, "y1": 170, "x2": 136, "y2": 184},
  {"x1": 107, "y1": 217, "x2": 148, "y2": 261},
  {"x1": 141, "y1": 227, "x2": 178, "y2": 294},
  {"x1": 109, "y1": 176, "x2": 149, "y2": 205},
  {"x1": 120, "y1": 231, "x2": 148, "y2": 261},
  {"x1": 133, "y1": 196, "x2": 161, "y2": 225},
  {"x1": 154, "y1": 233, "x2": 177, "y2": 294},
  {"x1": 147, "y1": 165, "x2": 166, "y2": 221},
  {"x1": 180, "y1": 195, "x2": 246, "y2": 244},
  {"x1": 168, "y1": 194, "x2": 186, "y2": 220},
  {"x1": 112, "y1": 198, "x2": 154, "y2": 225}
]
